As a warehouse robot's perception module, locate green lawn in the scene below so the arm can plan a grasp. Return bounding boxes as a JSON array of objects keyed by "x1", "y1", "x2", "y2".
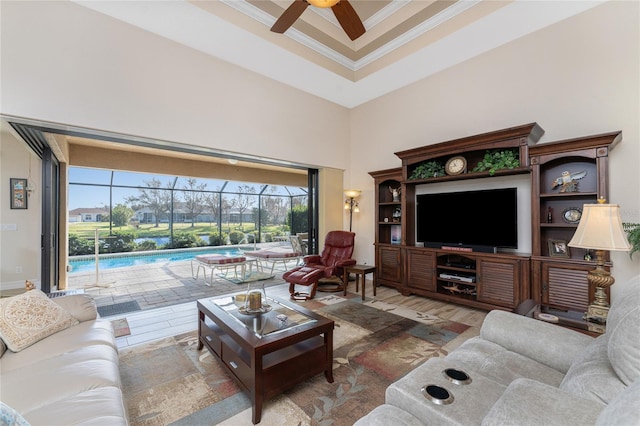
[{"x1": 68, "y1": 222, "x2": 289, "y2": 239}]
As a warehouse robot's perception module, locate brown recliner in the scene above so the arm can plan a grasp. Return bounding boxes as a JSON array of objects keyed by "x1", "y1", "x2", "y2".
[{"x1": 283, "y1": 231, "x2": 356, "y2": 300}]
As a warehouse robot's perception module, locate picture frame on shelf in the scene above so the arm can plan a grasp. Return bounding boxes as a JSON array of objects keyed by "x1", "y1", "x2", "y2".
[
  {"x1": 562, "y1": 207, "x2": 582, "y2": 224},
  {"x1": 390, "y1": 225, "x2": 401, "y2": 245},
  {"x1": 548, "y1": 239, "x2": 570, "y2": 258},
  {"x1": 10, "y1": 178, "x2": 27, "y2": 209}
]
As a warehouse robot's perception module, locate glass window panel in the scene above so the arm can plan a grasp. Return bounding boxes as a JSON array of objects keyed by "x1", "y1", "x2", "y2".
[
  {"x1": 68, "y1": 184, "x2": 110, "y2": 213},
  {"x1": 69, "y1": 167, "x2": 111, "y2": 184},
  {"x1": 112, "y1": 171, "x2": 176, "y2": 188},
  {"x1": 174, "y1": 177, "x2": 227, "y2": 193},
  {"x1": 222, "y1": 181, "x2": 262, "y2": 194},
  {"x1": 286, "y1": 186, "x2": 308, "y2": 196}
]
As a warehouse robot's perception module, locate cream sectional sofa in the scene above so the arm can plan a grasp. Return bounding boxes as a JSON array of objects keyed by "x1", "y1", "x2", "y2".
[
  {"x1": 355, "y1": 276, "x2": 640, "y2": 426},
  {"x1": 0, "y1": 290, "x2": 128, "y2": 425}
]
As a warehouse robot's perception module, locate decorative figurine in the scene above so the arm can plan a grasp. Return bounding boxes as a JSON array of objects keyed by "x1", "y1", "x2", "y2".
[
  {"x1": 393, "y1": 207, "x2": 401, "y2": 222},
  {"x1": 389, "y1": 186, "x2": 401, "y2": 202},
  {"x1": 551, "y1": 170, "x2": 587, "y2": 193}
]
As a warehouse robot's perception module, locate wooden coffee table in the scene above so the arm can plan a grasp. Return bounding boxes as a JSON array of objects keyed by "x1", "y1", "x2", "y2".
[{"x1": 197, "y1": 294, "x2": 334, "y2": 424}]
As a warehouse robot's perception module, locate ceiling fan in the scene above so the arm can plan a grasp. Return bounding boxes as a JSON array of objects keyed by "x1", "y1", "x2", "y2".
[{"x1": 271, "y1": 0, "x2": 366, "y2": 41}]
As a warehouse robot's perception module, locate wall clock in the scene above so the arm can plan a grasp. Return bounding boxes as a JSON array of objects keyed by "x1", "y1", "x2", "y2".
[{"x1": 445, "y1": 156, "x2": 467, "y2": 175}]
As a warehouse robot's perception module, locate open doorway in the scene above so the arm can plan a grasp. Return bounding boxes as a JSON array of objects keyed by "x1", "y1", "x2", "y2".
[{"x1": 7, "y1": 120, "x2": 320, "y2": 305}]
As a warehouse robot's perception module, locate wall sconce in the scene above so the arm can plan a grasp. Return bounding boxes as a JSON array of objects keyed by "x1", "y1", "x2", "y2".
[
  {"x1": 568, "y1": 198, "x2": 631, "y2": 324},
  {"x1": 344, "y1": 189, "x2": 361, "y2": 232}
]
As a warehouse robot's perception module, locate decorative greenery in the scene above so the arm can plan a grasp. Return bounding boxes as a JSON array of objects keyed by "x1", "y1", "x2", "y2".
[
  {"x1": 168, "y1": 232, "x2": 205, "y2": 249},
  {"x1": 228, "y1": 230, "x2": 245, "y2": 245},
  {"x1": 623, "y1": 223, "x2": 640, "y2": 259},
  {"x1": 135, "y1": 240, "x2": 158, "y2": 252},
  {"x1": 207, "y1": 232, "x2": 227, "y2": 246},
  {"x1": 409, "y1": 160, "x2": 445, "y2": 180},
  {"x1": 472, "y1": 149, "x2": 520, "y2": 176}
]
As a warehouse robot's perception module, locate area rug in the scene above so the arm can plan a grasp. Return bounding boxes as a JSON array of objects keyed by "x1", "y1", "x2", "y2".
[
  {"x1": 119, "y1": 295, "x2": 472, "y2": 426},
  {"x1": 216, "y1": 271, "x2": 275, "y2": 284},
  {"x1": 111, "y1": 318, "x2": 131, "y2": 337},
  {"x1": 97, "y1": 300, "x2": 141, "y2": 317}
]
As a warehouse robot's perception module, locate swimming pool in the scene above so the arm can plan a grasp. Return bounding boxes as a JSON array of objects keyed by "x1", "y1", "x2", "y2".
[{"x1": 69, "y1": 247, "x2": 245, "y2": 273}]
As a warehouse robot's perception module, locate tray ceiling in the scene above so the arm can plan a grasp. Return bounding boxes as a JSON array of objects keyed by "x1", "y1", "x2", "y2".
[{"x1": 74, "y1": 0, "x2": 605, "y2": 107}]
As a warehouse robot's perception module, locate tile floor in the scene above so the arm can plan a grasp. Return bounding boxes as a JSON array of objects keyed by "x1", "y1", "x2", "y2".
[{"x1": 66, "y1": 253, "x2": 487, "y2": 350}]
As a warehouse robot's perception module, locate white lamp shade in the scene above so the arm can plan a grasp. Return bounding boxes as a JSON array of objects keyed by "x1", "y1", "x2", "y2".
[
  {"x1": 568, "y1": 203, "x2": 631, "y2": 251},
  {"x1": 344, "y1": 189, "x2": 361, "y2": 198}
]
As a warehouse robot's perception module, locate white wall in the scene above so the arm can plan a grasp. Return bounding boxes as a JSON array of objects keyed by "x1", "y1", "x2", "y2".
[
  {"x1": 0, "y1": 1, "x2": 350, "y2": 171},
  {"x1": 0, "y1": 126, "x2": 42, "y2": 289},
  {"x1": 1, "y1": 1, "x2": 638, "y2": 297},
  {"x1": 350, "y1": 1, "x2": 640, "y2": 295}
]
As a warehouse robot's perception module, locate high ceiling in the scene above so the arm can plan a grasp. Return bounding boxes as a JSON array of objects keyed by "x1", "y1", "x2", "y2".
[{"x1": 75, "y1": 0, "x2": 605, "y2": 108}]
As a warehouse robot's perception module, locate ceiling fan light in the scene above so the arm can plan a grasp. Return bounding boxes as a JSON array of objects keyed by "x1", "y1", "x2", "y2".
[{"x1": 307, "y1": 0, "x2": 340, "y2": 8}]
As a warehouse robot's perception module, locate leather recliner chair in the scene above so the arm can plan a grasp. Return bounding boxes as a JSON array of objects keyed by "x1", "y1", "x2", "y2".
[{"x1": 283, "y1": 230, "x2": 356, "y2": 300}]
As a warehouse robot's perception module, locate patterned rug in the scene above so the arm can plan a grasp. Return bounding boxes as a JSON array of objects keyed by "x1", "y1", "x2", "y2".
[
  {"x1": 97, "y1": 300, "x2": 141, "y2": 317},
  {"x1": 119, "y1": 294, "x2": 473, "y2": 426}
]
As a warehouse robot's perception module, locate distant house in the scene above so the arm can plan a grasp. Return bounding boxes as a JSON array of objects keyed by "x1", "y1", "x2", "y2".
[{"x1": 69, "y1": 208, "x2": 108, "y2": 223}]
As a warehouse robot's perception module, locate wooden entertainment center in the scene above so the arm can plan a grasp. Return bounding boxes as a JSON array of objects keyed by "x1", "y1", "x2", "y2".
[{"x1": 370, "y1": 123, "x2": 621, "y2": 319}]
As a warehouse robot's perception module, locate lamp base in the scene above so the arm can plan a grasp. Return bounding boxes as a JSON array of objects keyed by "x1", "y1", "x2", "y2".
[{"x1": 584, "y1": 303, "x2": 609, "y2": 325}]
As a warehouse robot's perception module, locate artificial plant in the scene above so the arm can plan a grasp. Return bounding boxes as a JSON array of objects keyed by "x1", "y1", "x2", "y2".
[
  {"x1": 472, "y1": 149, "x2": 520, "y2": 176},
  {"x1": 409, "y1": 160, "x2": 445, "y2": 180},
  {"x1": 623, "y1": 223, "x2": 640, "y2": 259}
]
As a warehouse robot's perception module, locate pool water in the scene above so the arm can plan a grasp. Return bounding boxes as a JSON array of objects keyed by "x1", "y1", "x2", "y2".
[{"x1": 69, "y1": 247, "x2": 244, "y2": 273}]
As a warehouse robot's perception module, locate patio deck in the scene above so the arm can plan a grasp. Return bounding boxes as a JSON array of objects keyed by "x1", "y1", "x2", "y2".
[{"x1": 67, "y1": 252, "x2": 296, "y2": 313}]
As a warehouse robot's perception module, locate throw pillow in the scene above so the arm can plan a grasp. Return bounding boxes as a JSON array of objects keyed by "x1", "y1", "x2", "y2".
[
  {"x1": 0, "y1": 401, "x2": 30, "y2": 426},
  {"x1": 0, "y1": 289, "x2": 79, "y2": 352}
]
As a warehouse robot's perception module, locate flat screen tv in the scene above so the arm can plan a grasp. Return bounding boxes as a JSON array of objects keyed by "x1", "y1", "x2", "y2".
[{"x1": 416, "y1": 187, "x2": 518, "y2": 250}]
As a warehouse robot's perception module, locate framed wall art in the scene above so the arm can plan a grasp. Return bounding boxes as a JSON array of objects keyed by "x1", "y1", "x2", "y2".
[{"x1": 10, "y1": 178, "x2": 28, "y2": 209}]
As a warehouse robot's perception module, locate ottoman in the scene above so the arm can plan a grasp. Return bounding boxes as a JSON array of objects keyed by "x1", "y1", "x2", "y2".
[{"x1": 282, "y1": 266, "x2": 325, "y2": 300}]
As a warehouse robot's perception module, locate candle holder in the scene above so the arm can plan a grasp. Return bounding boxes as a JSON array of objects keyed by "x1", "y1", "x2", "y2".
[{"x1": 239, "y1": 281, "x2": 271, "y2": 315}]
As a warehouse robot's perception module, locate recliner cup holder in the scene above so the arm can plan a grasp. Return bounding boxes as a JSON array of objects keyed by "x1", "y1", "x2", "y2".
[
  {"x1": 442, "y1": 368, "x2": 472, "y2": 385},
  {"x1": 421, "y1": 384, "x2": 454, "y2": 405}
]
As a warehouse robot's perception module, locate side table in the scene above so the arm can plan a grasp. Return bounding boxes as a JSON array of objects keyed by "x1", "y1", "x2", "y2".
[{"x1": 343, "y1": 264, "x2": 376, "y2": 300}]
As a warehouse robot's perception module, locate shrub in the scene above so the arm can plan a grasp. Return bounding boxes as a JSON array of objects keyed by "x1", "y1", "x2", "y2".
[
  {"x1": 208, "y1": 232, "x2": 226, "y2": 246},
  {"x1": 69, "y1": 234, "x2": 94, "y2": 256},
  {"x1": 288, "y1": 205, "x2": 308, "y2": 235},
  {"x1": 264, "y1": 233, "x2": 273, "y2": 243},
  {"x1": 171, "y1": 233, "x2": 204, "y2": 249},
  {"x1": 102, "y1": 232, "x2": 136, "y2": 253},
  {"x1": 136, "y1": 240, "x2": 158, "y2": 251},
  {"x1": 228, "y1": 230, "x2": 245, "y2": 245}
]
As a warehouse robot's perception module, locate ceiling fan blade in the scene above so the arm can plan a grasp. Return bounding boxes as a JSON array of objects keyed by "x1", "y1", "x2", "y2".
[
  {"x1": 332, "y1": 1, "x2": 365, "y2": 41},
  {"x1": 271, "y1": 0, "x2": 309, "y2": 34}
]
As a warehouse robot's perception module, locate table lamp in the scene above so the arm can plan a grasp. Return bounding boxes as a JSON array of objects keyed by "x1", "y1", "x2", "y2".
[{"x1": 568, "y1": 198, "x2": 631, "y2": 324}]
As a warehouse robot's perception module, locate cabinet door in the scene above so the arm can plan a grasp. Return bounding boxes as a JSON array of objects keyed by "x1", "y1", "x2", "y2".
[
  {"x1": 540, "y1": 262, "x2": 595, "y2": 312},
  {"x1": 476, "y1": 258, "x2": 519, "y2": 308},
  {"x1": 377, "y1": 246, "x2": 402, "y2": 285},
  {"x1": 406, "y1": 249, "x2": 436, "y2": 291}
]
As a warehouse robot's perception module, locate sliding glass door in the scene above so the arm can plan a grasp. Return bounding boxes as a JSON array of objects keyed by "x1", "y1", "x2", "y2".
[{"x1": 41, "y1": 147, "x2": 59, "y2": 292}]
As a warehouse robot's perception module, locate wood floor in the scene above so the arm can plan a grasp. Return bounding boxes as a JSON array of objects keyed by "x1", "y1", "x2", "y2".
[{"x1": 112, "y1": 282, "x2": 488, "y2": 350}]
